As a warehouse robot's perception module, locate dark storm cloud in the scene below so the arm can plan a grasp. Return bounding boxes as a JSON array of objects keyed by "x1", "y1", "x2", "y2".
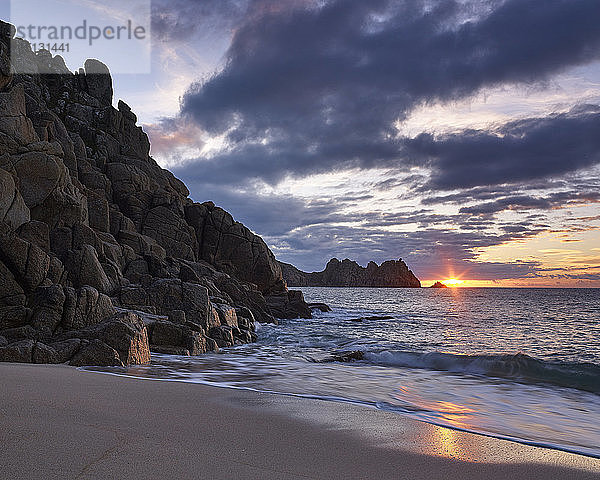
[
  {"x1": 170, "y1": 104, "x2": 600, "y2": 190},
  {"x1": 152, "y1": 0, "x2": 249, "y2": 42},
  {"x1": 152, "y1": 0, "x2": 600, "y2": 283},
  {"x1": 459, "y1": 196, "x2": 553, "y2": 216},
  {"x1": 501, "y1": 224, "x2": 533, "y2": 234},
  {"x1": 421, "y1": 183, "x2": 567, "y2": 205},
  {"x1": 422, "y1": 186, "x2": 513, "y2": 205},
  {"x1": 458, "y1": 190, "x2": 600, "y2": 216},
  {"x1": 173, "y1": 0, "x2": 600, "y2": 186},
  {"x1": 372, "y1": 178, "x2": 402, "y2": 191},
  {"x1": 152, "y1": 0, "x2": 322, "y2": 44},
  {"x1": 409, "y1": 106, "x2": 600, "y2": 190},
  {"x1": 421, "y1": 178, "x2": 600, "y2": 211}
]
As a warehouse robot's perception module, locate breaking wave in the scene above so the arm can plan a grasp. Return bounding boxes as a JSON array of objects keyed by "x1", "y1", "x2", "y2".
[{"x1": 362, "y1": 350, "x2": 600, "y2": 393}]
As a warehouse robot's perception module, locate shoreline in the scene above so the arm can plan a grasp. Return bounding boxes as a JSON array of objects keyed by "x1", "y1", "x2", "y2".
[
  {"x1": 82, "y1": 366, "x2": 600, "y2": 460},
  {"x1": 1, "y1": 363, "x2": 599, "y2": 479}
]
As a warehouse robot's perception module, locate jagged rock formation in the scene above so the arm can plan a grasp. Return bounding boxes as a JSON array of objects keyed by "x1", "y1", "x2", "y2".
[
  {"x1": 280, "y1": 258, "x2": 421, "y2": 288},
  {"x1": 430, "y1": 281, "x2": 448, "y2": 288},
  {"x1": 0, "y1": 21, "x2": 310, "y2": 366}
]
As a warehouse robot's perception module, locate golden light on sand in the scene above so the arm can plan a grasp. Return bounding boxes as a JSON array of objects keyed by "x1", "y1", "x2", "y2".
[
  {"x1": 443, "y1": 278, "x2": 465, "y2": 287},
  {"x1": 420, "y1": 402, "x2": 480, "y2": 462}
]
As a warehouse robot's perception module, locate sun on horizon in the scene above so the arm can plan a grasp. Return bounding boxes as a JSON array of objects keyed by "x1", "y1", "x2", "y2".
[{"x1": 443, "y1": 278, "x2": 465, "y2": 287}]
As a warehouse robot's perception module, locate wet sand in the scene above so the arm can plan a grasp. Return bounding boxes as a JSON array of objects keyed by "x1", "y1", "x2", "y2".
[{"x1": 1, "y1": 363, "x2": 599, "y2": 479}]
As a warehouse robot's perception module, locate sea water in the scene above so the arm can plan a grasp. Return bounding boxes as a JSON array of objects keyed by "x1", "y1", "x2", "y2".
[{"x1": 90, "y1": 287, "x2": 600, "y2": 458}]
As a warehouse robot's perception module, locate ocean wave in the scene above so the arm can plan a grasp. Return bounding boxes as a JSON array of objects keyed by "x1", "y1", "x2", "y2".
[{"x1": 361, "y1": 350, "x2": 600, "y2": 393}]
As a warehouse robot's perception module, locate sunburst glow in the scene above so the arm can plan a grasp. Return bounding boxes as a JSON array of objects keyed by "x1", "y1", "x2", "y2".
[{"x1": 443, "y1": 278, "x2": 465, "y2": 287}]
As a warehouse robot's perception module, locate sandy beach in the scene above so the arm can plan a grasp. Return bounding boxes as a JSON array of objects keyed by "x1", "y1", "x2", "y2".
[{"x1": 1, "y1": 363, "x2": 599, "y2": 480}]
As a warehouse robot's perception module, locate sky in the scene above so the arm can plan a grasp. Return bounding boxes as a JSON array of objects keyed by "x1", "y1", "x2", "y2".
[{"x1": 8, "y1": 0, "x2": 600, "y2": 286}]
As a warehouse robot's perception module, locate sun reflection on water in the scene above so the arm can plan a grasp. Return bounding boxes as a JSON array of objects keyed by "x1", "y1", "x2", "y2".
[{"x1": 435, "y1": 401, "x2": 476, "y2": 430}]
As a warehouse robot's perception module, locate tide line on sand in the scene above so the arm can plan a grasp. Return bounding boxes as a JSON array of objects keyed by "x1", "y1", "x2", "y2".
[{"x1": 1, "y1": 363, "x2": 599, "y2": 480}]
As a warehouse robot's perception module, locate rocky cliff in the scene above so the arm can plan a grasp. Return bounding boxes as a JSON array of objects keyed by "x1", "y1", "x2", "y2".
[
  {"x1": 0, "y1": 21, "x2": 310, "y2": 367},
  {"x1": 280, "y1": 258, "x2": 421, "y2": 288}
]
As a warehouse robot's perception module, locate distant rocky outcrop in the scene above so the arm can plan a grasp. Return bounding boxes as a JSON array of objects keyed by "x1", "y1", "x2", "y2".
[
  {"x1": 430, "y1": 281, "x2": 448, "y2": 288},
  {"x1": 280, "y1": 258, "x2": 421, "y2": 288},
  {"x1": 0, "y1": 21, "x2": 310, "y2": 367}
]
